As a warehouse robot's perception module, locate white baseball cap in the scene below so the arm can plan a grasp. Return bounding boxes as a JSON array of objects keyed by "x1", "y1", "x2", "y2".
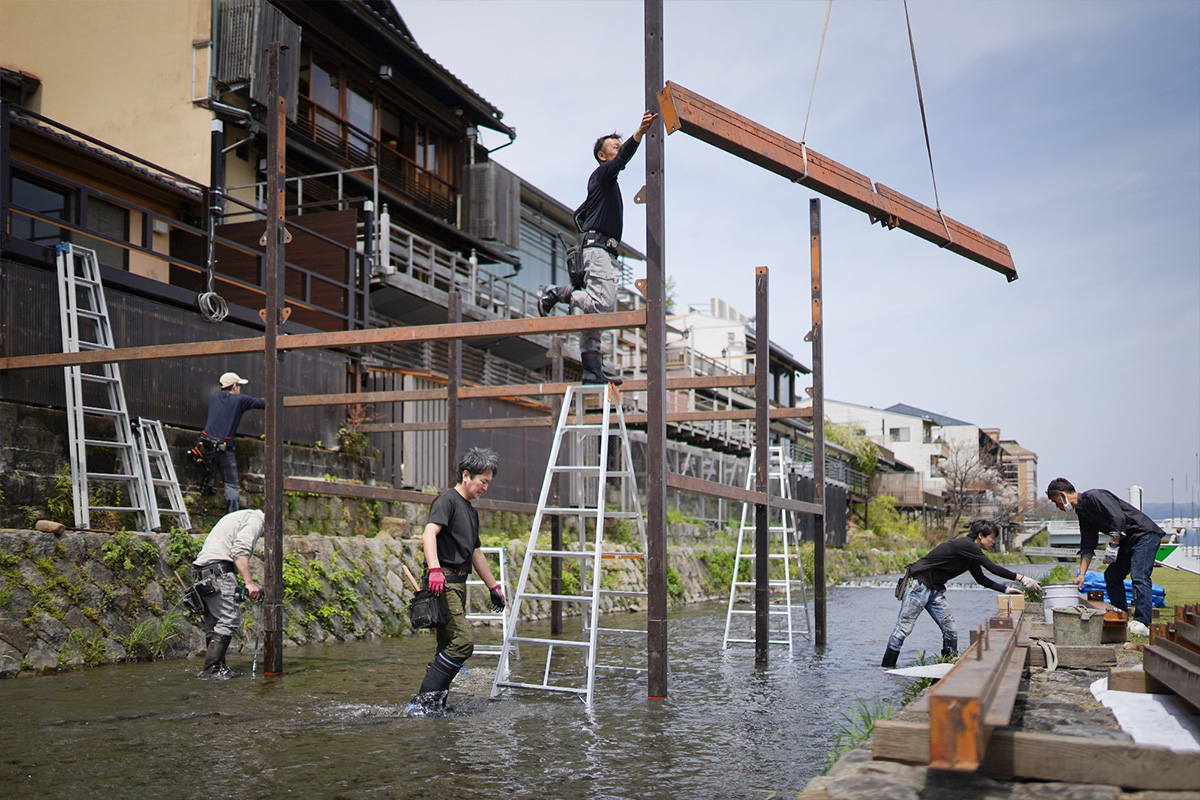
[{"x1": 219, "y1": 372, "x2": 248, "y2": 388}]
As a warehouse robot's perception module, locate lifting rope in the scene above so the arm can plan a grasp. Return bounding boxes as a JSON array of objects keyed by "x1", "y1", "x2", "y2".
[
  {"x1": 797, "y1": 0, "x2": 834, "y2": 184},
  {"x1": 903, "y1": 0, "x2": 953, "y2": 245}
]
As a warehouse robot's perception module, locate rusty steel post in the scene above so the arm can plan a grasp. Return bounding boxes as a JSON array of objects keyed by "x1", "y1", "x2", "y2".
[
  {"x1": 447, "y1": 290, "x2": 461, "y2": 485},
  {"x1": 810, "y1": 198, "x2": 827, "y2": 648},
  {"x1": 549, "y1": 337, "x2": 564, "y2": 635},
  {"x1": 644, "y1": 0, "x2": 668, "y2": 699},
  {"x1": 262, "y1": 43, "x2": 288, "y2": 676},
  {"x1": 754, "y1": 267, "x2": 770, "y2": 664}
]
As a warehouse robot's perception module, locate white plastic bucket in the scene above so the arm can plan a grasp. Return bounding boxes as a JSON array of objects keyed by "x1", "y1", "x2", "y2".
[{"x1": 1042, "y1": 584, "x2": 1080, "y2": 623}]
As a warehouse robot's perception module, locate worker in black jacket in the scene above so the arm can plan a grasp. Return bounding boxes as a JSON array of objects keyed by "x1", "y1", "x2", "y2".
[{"x1": 881, "y1": 519, "x2": 1041, "y2": 668}]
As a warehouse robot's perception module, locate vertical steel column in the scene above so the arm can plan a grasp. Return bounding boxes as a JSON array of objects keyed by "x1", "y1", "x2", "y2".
[
  {"x1": 754, "y1": 266, "x2": 770, "y2": 663},
  {"x1": 262, "y1": 43, "x2": 288, "y2": 676},
  {"x1": 0, "y1": 104, "x2": 10, "y2": 232},
  {"x1": 447, "y1": 290, "x2": 461, "y2": 485},
  {"x1": 810, "y1": 199, "x2": 827, "y2": 647},
  {"x1": 644, "y1": 0, "x2": 668, "y2": 699},
  {"x1": 549, "y1": 337, "x2": 564, "y2": 635}
]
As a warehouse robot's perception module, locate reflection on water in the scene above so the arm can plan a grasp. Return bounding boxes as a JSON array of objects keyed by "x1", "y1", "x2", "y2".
[{"x1": 1, "y1": 585, "x2": 1013, "y2": 800}]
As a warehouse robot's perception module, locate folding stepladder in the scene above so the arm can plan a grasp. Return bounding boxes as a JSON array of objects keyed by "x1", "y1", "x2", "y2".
[
  {"x1": 722, "y1": 445, "x2": 811, "y2": 649},
  {"x1": 464, "y1": 545, "x2": 512, "y2": 658},
  {"x1": 134, "y1": 417, "x2": 192, "y2": 531},
  {"x1": 57, "y1": 243, "x2": 185, "y2": 531},
  {"x1": 491, "y1": 383, "x2": 648, "y2": 706}
]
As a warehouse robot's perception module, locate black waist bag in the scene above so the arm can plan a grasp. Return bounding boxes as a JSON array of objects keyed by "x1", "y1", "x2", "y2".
[
  {"x1": 408, "y1": 590, "x2": 450, "y2": 629},
  {"x1": 894, "y1": 568, "x2": 910, "y2": 601}
]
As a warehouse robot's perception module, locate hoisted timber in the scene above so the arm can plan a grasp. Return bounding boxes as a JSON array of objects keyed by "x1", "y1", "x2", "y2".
[
  {"x1": 656, "y1": 82, "x2": 1017, "y2": 280},
  {"x1": 491, "y1": 384, "x2": 648, "y2": 706},
  {"x1": 723, "y1": 445, "x2": 811, "y2": 649},
  {"x1": 56, "y1": 243, "x2": 153, "y2": 530}
]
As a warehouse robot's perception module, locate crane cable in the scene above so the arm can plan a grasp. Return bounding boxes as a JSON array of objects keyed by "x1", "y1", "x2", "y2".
[
  {"x1": 903, "y1": 0, "x2": 953, "y2": 246},
  {"x1": 796, "y1": 0, "x2": 834, "y2": 184}
]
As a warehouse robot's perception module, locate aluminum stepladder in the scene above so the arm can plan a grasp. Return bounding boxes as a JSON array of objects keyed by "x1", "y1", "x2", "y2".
[
  {"x1": 722, "y1": 445, "x2": 811, "y2": 649},
  {"x1": 465, "y1": 545, "x2": 513, "y2": 658},
  {"x1": 491, "y1": 383, "x2": 648, "y2": 706},
  {"x1": 57, "y1": 244, "x2": 181, "y2": 532},
  {"x1": 134, "y1": 417, "x2": 192, "y2": 531}
]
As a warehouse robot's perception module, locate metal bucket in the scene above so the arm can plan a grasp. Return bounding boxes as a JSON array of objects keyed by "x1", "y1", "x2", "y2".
[
  {"x1": 1042, "y1": 583, "x2": 1080, "y2": 623},
  {"x1": 1052, "y1": 605, "x2": 1103, "y2": 646}
]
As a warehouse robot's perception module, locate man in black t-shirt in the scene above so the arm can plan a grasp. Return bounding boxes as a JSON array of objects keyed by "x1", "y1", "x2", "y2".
[
  {"x1": 881, "y1": 519, "x2": 1041, "y2": 668},
  {"x1": 199, "y1": 371, "x2": 264, "y2": 513},
  {"x1": 407, "y1": 447, "x2": 506, "y2": 716},
  {"x1": 538, "y1": 110, "x2": 658, "y2": 385},
  {"x1": 1046, "y1": 477, "x2": 1164, "y2": 634}
]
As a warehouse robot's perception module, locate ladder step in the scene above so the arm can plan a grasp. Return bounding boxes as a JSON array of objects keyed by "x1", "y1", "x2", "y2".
[
  {"x1": 518, "y1": 592, "x2": 592, "y2": 603},
  {"x1": 80, "y1": 406, "x2": 125, "y2": 416},
  {"x1": 728, "y1": 609, "x2": 797, "y2": 616},
  {"x1": 593, "y1": 626, "x2": 645, "y2": 635},
  {"x1": 87, "y1": 471, "x2": 142, "y2": 481},
  {"x1": 529, "y1": 549, "x2": 644, "y2": 560},
  {"x1": 597, "y1": 589, "x2": 648, "y2": 598},
  {"x1": 508, "y1": 636, "x2": 591, "y2": 648},
  {"x1": 540, "y1": 508, "x2": 642, "y2": 518},
  {"x1": 79, "y1": 373, "x2": 121, "y2": 384},
  {"x1": 731, "y1": 580, "x2": 804, "y2": 587},
  {"x1": 560, "y1": 425, "x2": 607, "y2": 433},
  {"x1": 494, "y1": 680, "x2": 585, "y2": 695},
  {"x1": 77, "y1": 341, "x2": 114, "y2": 351},
  {"x1": 89, "y1": 505, "x2": 146, "y2": 512},
  {"x1": 83, "y1": 439, "x2": 135, "y2": 449}
]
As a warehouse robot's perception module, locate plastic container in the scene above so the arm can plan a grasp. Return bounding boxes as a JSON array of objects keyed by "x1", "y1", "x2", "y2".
[
  {"x1": 1052, "y1": 605, "x2": 1103, "y2": 646},
  {"x1": 1042, "y1": 584, "x2": 1080, "y2": 623}
]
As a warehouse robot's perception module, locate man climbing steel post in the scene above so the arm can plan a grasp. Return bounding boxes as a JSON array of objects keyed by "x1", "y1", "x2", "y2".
[
  {"x1": 1046, "y1": 477, "x2": 1164, "y2": 636},
  {"x1": 881, "y1": 518, "x2": 1041, "y2": 668},
  {"x1": 407, "y1": 447, "x2": 506, "y2": 716},
  {"x1": 200, "y1": 371, "x2": 265, "y2": 513},
  {"x1": 191, "y1": 508, "x2": 264, "y2": 678},
  {"x1": 539, "y1": 110, "x2": 659, "y2": 385}
]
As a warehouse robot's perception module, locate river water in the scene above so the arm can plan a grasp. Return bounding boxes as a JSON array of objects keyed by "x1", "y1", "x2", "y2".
[{"x1": 0, "y1": 576, "x2": 1042, "y2": 800}]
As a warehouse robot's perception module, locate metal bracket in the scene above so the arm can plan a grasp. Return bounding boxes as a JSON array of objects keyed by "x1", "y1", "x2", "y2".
[
  {"x1": 634, "y1": 185, "x2": 647, "y2": 204},
  {"x1": 259, "y1": 307, "x2": 291, "y2": 324},
  {"x1": 259, "y1": 226, "x2": 292, "y2": 246},
  {"x1": 634, "y1": 278, "x2": 648, "y2": 297}
]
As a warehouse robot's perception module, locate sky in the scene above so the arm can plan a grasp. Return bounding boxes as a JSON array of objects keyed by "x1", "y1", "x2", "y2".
[{"x1": 395, "y1": 0, "x2": 1200, "y2": 509}]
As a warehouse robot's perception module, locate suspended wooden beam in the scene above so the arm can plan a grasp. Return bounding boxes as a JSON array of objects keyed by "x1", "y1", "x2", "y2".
[
  {"x1": 656, "y1": 82, "x2": 1017, "y2": 281},
  {"x1": 357, "y1": 405, "x2": 812, "y2": 434}
]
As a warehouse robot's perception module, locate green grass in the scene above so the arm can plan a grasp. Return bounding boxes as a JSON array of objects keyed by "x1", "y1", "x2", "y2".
[{"x1": 1155, "y1": 567, "x2": 1200, "y2": 607}]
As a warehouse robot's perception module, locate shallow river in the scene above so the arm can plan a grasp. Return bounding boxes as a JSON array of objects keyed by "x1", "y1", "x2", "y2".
[{"x1": 1, "y1": 576, "x2": 1041, "y2": 800}]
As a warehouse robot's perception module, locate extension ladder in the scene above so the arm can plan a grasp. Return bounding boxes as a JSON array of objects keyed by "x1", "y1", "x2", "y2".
[
  {"x1": 722, "y1": 445, "x2": 811, "y2": 649},
  {"x1": 57, "y1": 243, "x2": 184, "y2": 531},
  {"x1": 465, "y1": 545, "x2": 513, "y2": 658},
  {"x1": 491, "y1": 384, "x2": 648, "y2": 706},
  {"x1": 135, "y1": 417, "x2": 192, "y2": 531}
]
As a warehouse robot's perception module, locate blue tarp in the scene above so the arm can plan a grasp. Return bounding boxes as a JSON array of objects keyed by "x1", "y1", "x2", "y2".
[{"x1": 1081, "y1": 570, "x2": 1166, "y2": 608}]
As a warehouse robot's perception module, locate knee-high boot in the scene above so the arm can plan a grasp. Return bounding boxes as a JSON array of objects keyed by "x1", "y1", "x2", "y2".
[
  {"x1": 202, "y1": 634, "x2": 239, "y2": 678},
  {"x1": 408, "y1": 652, "x2": 464, "y2": 715}
]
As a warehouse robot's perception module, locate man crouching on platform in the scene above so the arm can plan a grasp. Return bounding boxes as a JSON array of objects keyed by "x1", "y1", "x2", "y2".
[
  {"x1": 191, "y1": 508, "x2": 264, "y2": 678},
  {"x1": 407, "y1": 448, "x2": 506, "y2": 716}
]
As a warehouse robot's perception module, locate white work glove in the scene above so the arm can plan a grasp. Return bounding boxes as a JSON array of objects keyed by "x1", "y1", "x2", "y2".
[
  {"x1": 1004, "y1": 587, "x2": 1024, "y2": 595},
  {"x1": 1016, "y1": 574, "x2": 1041, "y2": 593}
]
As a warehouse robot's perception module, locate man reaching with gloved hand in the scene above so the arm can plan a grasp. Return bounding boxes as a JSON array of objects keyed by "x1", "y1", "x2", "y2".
[
  {"x1": 881, "y1": 518, "x2": 1040, "y2": 668},
  {"x1": 407, "y1": 448, "x2": 505, "y2": 716},
  {"x1": 191, "y1": 508, "x2": 265, "y2": 678}
]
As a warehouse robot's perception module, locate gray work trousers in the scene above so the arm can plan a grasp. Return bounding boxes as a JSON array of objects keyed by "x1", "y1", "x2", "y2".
[{"x1": 569, "y1": 247, "x2": 619, "y2": 354}]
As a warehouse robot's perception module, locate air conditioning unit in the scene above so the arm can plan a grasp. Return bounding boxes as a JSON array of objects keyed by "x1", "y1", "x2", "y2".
[
  {"x1": 217, "y1": 0, "x2": 302, "y2": 121},
  {"x1": 462, "y1": 161, "x2": 520, "y2": 250}
]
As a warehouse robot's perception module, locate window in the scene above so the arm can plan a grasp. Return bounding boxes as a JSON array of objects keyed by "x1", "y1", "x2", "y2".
[
  {"x1": 10, "y1": 173, "x2": 128, "y2": 269},
  {"x1": 79, "y1": 197, "x2": 129, "y2": 270},
  {"x1": 889, "y1": 427, "x2": 910, "y2": 443}
]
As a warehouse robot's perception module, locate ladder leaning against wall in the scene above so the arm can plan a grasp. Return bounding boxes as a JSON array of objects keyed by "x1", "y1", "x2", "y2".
[
  {"x1": 491, "y1": 383, "x2": 648, "y2": 706},
  {"x1": 722, "y1": 444, "x2": 811, "y2": 650},
  {"x1": 56, "y1": 243, "x2": 187, "y2": 531}
]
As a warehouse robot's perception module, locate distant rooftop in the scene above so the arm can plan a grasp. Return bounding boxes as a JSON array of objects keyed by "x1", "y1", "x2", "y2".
[{"x1": 885, "y1": 403, "x2": 973, "y2": 427}]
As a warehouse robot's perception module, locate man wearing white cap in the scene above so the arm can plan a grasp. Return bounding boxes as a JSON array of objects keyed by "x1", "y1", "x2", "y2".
[{"x1": 200, "y1": 372, "x2": 264, "y2": 513}]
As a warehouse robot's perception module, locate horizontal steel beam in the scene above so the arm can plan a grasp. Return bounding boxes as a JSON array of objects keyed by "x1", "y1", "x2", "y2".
[
  {"x1": 665, "y1": 471, "x2": 822, "y2": 516},
  {"x1": 284, "y1": 374, "x2": 758, "y2": 408},
  {"x1": 283, "y1": 476, "x2": 538, "y2": 515},
  {"x1": 0, "y1": 310, "x2": 647, "y2": 371},
  {"x1": 657, "y1": 82, "x2": 1017, "y2": 280}
]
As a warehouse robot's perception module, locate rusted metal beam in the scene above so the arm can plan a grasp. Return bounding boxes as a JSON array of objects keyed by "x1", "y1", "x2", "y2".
[
  {"x1": 446, "y1": 291, "x2": 461, "y2": 486},
  {"x1": 665, "y1": 472, "x2": 822, "y2": 516},
  {"x1": 282, "y1": 374, "x2": 759, "y2": 408},
  {"x1": 754, "y1": 266, "x2": 770, "y2": 664},
  {"x1": 656, "y1": 82, "x2": 1017, "y2": 281},
  {"x1": 282, "y1": 476, "x2": 537, "y2": 515},
  {"x1": 810, "y1": 198, "x2": 827, "y2": 647},
  {"x1": 1143, "y1": 638, "x2": 1200, "y2": 711},
  {"x1": 0, "y1": 310, "x2": 648, "y2": 371}
]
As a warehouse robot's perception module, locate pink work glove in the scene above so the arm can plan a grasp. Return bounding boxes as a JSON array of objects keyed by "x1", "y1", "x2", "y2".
[{"x1": 427, "y1": 567, "x2": 445, "y2": 594}]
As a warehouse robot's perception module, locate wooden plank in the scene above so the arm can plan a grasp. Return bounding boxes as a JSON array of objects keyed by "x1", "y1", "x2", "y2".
[
  {"x1": 282, "y1": 476, "x2": 537, "y2": 514},
  {"x1": 357, "y1": 405, "x2": 813, "y2": 434},
  {"x1": 1026, "y1": 645, "x2": 1117, "y2": 668},
  {"x1": 1108, "y1": 667, "x2": 1169, "y2": 694},
  {"x1": 657, "y1": 81, "x2": 1017, "y2": 280},
  {"x1": 1143, "y1": 638, "x2": 1200, "y2": 710},
  {"x1": 872, "y1": 722, "x2": 1200, "y2": 790},
  {"x1": 664, "y1": 472, "x2": 823, "y2": 516}
]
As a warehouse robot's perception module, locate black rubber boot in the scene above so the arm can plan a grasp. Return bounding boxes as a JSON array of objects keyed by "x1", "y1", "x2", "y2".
[
  {"x1": 538, "y1": 285, "x2": 569, "y2": 317},
  {"x1": 881, "y1": 648, "x2": 900, "y2": 669},
  {"x1": 407, "y1": 652, "x2": 463, "y2": 716},
  {"x1": 581, "y1": 350, "x2": 622, "y2": 385},
  {"x1": 202, "y1": 634, "x2": 239, "y2": 678},
  {"x1": 940, "y1": 646, "x2": 959, "y2": 661}
]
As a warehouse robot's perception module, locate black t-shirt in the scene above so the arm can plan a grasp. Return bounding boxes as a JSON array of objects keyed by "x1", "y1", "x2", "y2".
[
  {"x1": 576, "y1": 136, "x2": 641, "y2": 241},
  {"x1": 427, "y1": 488, "x2": 480, "y2": 572},
  {"x1": 907, "y1": 536, "x2": 1017, "y2": 592},
  {"x1": 1075, "y1": 489, "x2": 1165, "y2": 557},
  {"x1": 204, "y1": 390, "x2": 265, "y2": 441}
]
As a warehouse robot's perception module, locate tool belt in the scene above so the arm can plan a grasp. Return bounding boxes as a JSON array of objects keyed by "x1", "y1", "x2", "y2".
[
  {"x1": 440, "y1": 568, "x2": 469, "y2": 585},
  {"x1": 199, "y1": 432, "x2": 227, "y2": 452},
  {"x1": 193, "y1": 560, "x2": 236, "y2": 579},
  {"x1": 582, "y1": 230, "x2": 620, "y2": 256}
]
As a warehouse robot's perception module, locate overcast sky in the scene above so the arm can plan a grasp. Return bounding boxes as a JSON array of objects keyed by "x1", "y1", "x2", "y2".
[{"x1": 396, "y1": 0, "x2": 1200, "y2": 509}]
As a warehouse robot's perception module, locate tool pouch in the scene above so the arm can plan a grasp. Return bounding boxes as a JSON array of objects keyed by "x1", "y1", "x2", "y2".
[
  {"x1": 559, "y1": 231, "x2": 586, "y2": 290},
  {"x1": 199, "y1": 433, "x2": 226, "y2": 453},
  {"x1": 182, "y1": 579, "x2": 214, "y2": 614},
  {"x1": 408, "y1": 590, "x2": 450, "y2": 630},
  {"x1": 894, "y1": 568, "x2": 910, "y2": 601}
]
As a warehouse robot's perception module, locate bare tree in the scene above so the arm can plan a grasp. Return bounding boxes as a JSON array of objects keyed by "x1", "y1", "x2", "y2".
[{"x1": 938, "y1": 438, "x2": 1005, "y2": 532}]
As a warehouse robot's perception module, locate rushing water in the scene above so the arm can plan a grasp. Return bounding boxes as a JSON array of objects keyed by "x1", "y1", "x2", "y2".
[{"x1": 0, "y1": 577, "x2": 1040, "y2": 800}]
